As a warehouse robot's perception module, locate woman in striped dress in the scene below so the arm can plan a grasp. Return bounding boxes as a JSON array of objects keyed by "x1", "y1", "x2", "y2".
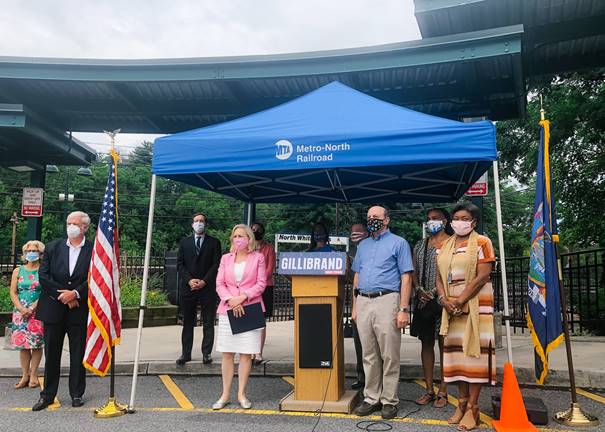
[{"x1": 435, "y1": 203, "x2": 496, "y2": 431}]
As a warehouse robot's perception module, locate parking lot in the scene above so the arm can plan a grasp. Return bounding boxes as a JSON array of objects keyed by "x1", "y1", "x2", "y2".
[{"x1": 1, "y1": 375, "x2": 604, "y2": 432}]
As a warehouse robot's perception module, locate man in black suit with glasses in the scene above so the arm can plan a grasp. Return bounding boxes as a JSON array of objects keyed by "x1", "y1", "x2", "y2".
[{"x1": 176, "y1": 213, "x2": 222, "y2": 365}]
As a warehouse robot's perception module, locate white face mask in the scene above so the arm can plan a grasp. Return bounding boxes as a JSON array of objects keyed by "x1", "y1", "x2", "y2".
[
  {"x1": 66, "y1": 224, "x2": 81, "y2": 239},
  {"x1": 451, "y1": 220, "x2": 474, "y2": 236},
  {"x1": 192, "y1": 221, "x2": 205, "y2": 234}
]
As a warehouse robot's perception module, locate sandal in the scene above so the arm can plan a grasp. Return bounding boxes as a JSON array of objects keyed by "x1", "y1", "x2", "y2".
[
  {"x1": 415, "y1": 392, "x2": 435, "y2": 405},
  {"x1": 433, "y1": 392, "x2": 448, "y2": 408},
  {"x1": 14, "y1": 376, "x2": 29, "y2": 389},
  {"x1": 29, "y1": 377, "x2": 40, "y2": 388},
  {"x1": 448, "y1": 397, "x2": 468, "y2": 424},
  {"x1": 457, "y1": 404, "x2": 480, "y2": 431}
]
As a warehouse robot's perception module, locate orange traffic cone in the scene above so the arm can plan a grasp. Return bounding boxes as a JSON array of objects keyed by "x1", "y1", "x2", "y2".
[{"x1": 493, "y1": 362, "x2": 538, "y2": 431}]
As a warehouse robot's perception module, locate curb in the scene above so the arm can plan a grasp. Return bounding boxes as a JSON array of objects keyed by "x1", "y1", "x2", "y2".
[{"x1": 1, "y1": 361, "x2": 603, "y2": 390}]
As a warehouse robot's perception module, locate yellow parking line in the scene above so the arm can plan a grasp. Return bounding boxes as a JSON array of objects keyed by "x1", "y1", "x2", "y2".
[
  {"x1": 158, "y1": 375, "x2": 194, "y2": 410},
  {"x1": 414, "y1": 379, "x2": 493, "y2": 426},
  {"x1": 281, "y1": 376, "x2": 294, "y2": 386},
  {"x1": 577, "y1": 388, "x2": 605, "y2": 405},
  {"x1": 0, "y1": 404, "x2": 575, "y2": 430},
  {"x1": 38, "y1": 377, "x2": 61, "y2": 409}
]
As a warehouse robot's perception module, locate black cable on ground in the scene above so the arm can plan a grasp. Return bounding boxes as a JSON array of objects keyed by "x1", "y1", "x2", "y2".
[{"x1": 309, "y1": 289, "x2": 348, "y2": 432}]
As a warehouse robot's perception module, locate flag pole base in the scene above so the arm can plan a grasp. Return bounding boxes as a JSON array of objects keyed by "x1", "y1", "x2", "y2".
[
  {"x1": 94, "y1": 397, "x2": 128, "y2": 418},
  {"x1": 554, "y1": 403, "x2": 599, "y2": 427}
]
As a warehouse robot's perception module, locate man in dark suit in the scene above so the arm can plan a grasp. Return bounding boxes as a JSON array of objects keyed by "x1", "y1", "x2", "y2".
[
  {"x1": 176, "y1": 213, "x2": 222, "y2": 365},
  {"x1": 33, "y1": 211, "x2": 93, "y2": 411}
]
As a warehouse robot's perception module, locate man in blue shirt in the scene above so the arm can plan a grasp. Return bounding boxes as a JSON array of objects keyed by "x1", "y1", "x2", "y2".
[{"x1": 351, "y1": 206, "x2": 413, "y2": 420}]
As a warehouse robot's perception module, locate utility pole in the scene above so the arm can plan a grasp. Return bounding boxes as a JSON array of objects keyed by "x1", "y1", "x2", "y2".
[{"x1": 10, "y1": 212, "x2": 19, "y2": 266}]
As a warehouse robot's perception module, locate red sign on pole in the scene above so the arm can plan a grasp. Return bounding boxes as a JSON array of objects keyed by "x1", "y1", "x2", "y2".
[
  {"x1": 21, "y1": 188, "x2": 44, "y2": 217},
  {"x1": 465, "y1": 172, "x2": 488, "y2": 196}
]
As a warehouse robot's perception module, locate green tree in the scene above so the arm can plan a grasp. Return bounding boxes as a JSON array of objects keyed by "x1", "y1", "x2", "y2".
[{"x1": 496, "y1": 70, "x2": 605, "y2": 250}]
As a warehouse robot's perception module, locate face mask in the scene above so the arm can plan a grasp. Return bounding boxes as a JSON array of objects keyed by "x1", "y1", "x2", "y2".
[
  {"x1": 451, "y1": 220, "x2": 474, "y2": 236},
  {"x1": 426, "y1": 220, "x2": 445, "y2": 235},
  {"x1": 350, "y1": 231, "x2": 367, "y2": 243},
  {"x1": 253, "y1": 231, "x2": 264, "y2": 241},
  {"x1": 366, "y1": 218, "x2": 384, "y2": 233},
  {"x1": 25, "y1": 252, "x2": 39, "y2": 262},
  {"x1": 192, "y1": 221, "x2": 205, "y2": 234},
  {"x1": 233, "y1": 238, "x2": 249, "y2": 251},
  {"x1": 313, "y1": 233, "x2": 328, "y2": 242},
  {"x1": 66, "y1": 224, "x2": 81, "y2": 239}
]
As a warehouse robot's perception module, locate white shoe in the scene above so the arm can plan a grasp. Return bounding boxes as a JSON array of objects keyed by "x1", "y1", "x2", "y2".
[
  {"x1": 238, "y1": 398, "x2": 252, "y2": 409},
  {"x1": 212, "y1": 399, "x2": 229, "y2": 410}
]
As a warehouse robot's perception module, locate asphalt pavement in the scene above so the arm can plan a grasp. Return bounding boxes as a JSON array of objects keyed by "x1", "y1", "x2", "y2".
[{"x1": 1, "y1": 375, "x2": 604, "y2": 432}]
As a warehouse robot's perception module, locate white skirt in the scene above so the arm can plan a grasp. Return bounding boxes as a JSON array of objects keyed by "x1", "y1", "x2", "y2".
[{"x1": 216, "y1": 314, "x2": 262, "y2": 354}]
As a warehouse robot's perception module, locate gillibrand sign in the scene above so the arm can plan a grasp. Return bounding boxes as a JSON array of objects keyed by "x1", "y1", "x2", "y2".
[{"x1": 277, "y1": 252, "x2": 347, "y2": 276}]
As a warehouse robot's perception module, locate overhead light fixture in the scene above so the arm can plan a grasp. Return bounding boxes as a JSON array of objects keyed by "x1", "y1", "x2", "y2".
[
  {"x1": 8, "y1": 165, "x2": 36, "y2": 172},
  {"x1": 46, "y1": 165, "x2": 60, "y2": 173},
  {"x1": 77, "y1": 167, "x2": 93, "y2": 177}
]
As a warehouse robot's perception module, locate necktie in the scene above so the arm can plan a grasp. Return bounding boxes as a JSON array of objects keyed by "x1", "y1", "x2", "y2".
[{"x1": 196, "y1": 236, "x2": 201, "y2": 254}]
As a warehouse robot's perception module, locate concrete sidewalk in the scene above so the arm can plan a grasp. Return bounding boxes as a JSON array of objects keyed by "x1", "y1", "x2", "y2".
[{"x1": 2, "y1": 321, "x2": 604, "y2": 388}]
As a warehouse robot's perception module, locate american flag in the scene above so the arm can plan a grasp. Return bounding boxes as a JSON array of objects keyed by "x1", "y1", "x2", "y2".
[{"x1": 83, "y1": 150, "x2": 122, "y2": 376}]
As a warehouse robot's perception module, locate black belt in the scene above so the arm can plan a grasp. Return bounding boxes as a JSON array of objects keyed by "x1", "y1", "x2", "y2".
[{"x1": 355, "y1": 289, "x2": 397, "y2": 298}]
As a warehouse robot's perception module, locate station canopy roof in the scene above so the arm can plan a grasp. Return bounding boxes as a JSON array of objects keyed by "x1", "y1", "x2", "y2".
[
  {"x1": 0, "y1": 25, "x2": 524, "y2": 137},
  {"x1": 152, "y1": 82, "x2": 496, "y2": 204},
  {"x1": 0, "y1": 103, "x2": 96, "y2": 170},
  {"x1": 415, "y1": 0, "x2": 605, "y2": 78}
]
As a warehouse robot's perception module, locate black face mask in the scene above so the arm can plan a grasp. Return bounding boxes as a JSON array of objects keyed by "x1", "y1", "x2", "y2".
[
  {"x1": 366, "y1": 218, "x2": 384, "y2": 233},
  {"x1": 313, "y1": 233, "x2": 328, "y2": 242},
  {"x1": 254, "y1": 231, "x2": 264, "y2": 241}
]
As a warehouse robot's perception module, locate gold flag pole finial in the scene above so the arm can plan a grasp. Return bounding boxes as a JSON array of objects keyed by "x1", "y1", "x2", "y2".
[
  {"x1": 103, "y1": 129, "x2": 121, "y2": 153},
  {"x1": 540, "y1": 95, "x2": 545, "y2": 121}
]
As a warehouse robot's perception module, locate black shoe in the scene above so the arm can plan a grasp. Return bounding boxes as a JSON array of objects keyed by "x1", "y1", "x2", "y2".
[
  {"x1": 72, "y1": 397, "x2": 84, "y2": 407},
  {"x1": 176, "y1": 355, "x2": 191, "y2": 366},
  {"x1": 381, "y1": 404, "x2": 398, "y2": 420},
  {"x1": 32, "y1": 397, "x2": 53, "y2": 411},
  {"x1": 202, "y1": 354, "x2": 212, "y2": 364},
  {"x1": 351, "y1": 380, "x2": 364, "y2": 390},
  {"x1": 354, "y1": 401, "x2": 381, "y2": 416}
]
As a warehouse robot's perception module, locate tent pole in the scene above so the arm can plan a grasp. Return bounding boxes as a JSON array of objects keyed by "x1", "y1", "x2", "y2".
[
  {"x1": 128, "y1": 174, "x2": 157, "y2": 412},
  {"x1": 245, "y1": 202, "x2": 255, "y2": 225},
  {"x1": 492, "y1": 161, "x2": 513, "y2": 363}
]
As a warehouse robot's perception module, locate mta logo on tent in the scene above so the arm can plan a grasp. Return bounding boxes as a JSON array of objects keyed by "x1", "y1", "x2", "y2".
[{"x1": 275, "y1": 140, "x2": 293, "y2": 160}]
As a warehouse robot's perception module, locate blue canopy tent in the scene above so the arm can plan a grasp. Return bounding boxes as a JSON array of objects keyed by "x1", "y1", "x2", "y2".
[
  {"x1": 152, "y1": 82, "x2": 496, "y2": 204},
  {"x1": 129, "y1": 82, "x2": 514, "y2": 408}
]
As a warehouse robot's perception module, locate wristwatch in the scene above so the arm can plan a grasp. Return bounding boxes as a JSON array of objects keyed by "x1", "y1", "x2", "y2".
[{"x1": 398, "y1": 307, "x2": 410, "y2": 313}]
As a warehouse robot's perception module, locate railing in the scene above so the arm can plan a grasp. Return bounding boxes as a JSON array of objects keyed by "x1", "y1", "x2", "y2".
[
  {"x1": 493, "y1": 248, "x2": 605, "y2": 335},
  {"x1": 2, "y1": 248, "x2": 603, "y2": 334}
]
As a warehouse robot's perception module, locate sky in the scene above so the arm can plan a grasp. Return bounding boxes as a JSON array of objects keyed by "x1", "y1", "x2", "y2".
[{"x1": 1, "y1": 0, "x2": 421, "y2": 154}]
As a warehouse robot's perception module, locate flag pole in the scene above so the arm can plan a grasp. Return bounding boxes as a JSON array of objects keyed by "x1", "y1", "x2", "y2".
[
  {"x1": 539, "y1": 102, "x2": 598, "y2": 427},
  {"x1": 94, "y1": 130, "x2": 127, "y2": 419}
]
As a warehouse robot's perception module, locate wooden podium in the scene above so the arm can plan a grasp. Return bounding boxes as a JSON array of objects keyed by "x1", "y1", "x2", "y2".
[{"x1": 278, "y1": 252, "x2": 359, "y2": 413}]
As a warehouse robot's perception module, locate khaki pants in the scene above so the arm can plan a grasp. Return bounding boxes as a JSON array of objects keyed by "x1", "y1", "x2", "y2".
[{"x1": 356, "y1": 293, "x2": 401, "y2": 405}]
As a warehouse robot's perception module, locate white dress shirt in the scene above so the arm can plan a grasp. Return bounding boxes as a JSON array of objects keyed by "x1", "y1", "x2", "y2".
[{"x1": 66, "y1": 237, "x2": 86, "y2": 299}]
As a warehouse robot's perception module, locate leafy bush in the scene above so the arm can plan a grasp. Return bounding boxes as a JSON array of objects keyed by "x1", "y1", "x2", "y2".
[
  {"x1": 120, "y1": 276, "x2": 168, "y2": 308},
  {"x1": 0, "y1": 274, "x2": 14, "y2": 312}
]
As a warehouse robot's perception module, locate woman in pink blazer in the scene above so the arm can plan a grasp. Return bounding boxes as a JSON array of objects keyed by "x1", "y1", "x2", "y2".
[{"x1": 213, "y1": 224, "x2": 266, "y2": 410}]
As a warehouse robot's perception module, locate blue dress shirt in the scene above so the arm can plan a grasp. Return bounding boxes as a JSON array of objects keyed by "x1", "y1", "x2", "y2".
[{"x1": 351, "y1": 229, "x2": 413, "y2": 293}]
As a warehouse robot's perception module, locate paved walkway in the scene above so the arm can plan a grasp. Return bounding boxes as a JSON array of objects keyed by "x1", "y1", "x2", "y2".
[{"x1": 2, "y1": 322, "x2": 604, "y2": 388}]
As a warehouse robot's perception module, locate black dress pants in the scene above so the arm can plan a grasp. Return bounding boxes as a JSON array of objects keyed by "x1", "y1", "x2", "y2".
[
  {"x1": 180, "y1": 289, "x2": 217, "y2": 357},
  {"x1": 41, "y1": 321, "x2": 86, "y2": 401}
]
